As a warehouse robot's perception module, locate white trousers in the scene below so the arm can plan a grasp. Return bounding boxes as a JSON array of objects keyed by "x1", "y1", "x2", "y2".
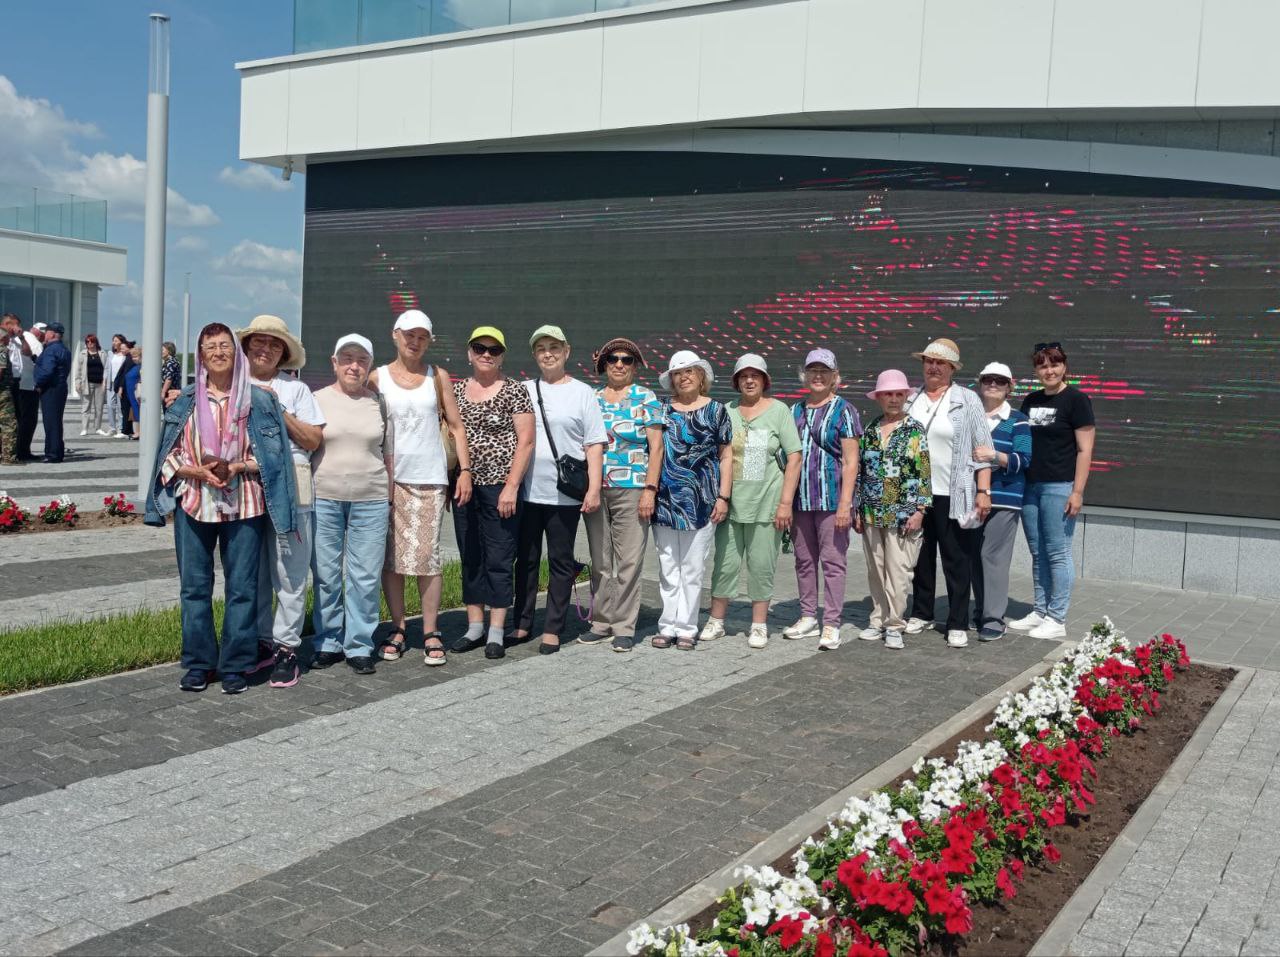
[
  {"x1": 105, "y1": 392, "x2": 122, "y2": 433},
  {"x1": 256, "y1": 510, "x2": 314, "y2": 650},
  {"x1": 653, "y1": 523, "x2": 714, "y2": 638}
]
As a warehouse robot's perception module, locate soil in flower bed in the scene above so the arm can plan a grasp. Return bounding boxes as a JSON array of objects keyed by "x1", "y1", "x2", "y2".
[
  {"x1": 683, "y1": 662, "x2": 1233, "y2": 954},
  {"x1": 18, "y1": 512, "x2": 141, "y2": 533}
]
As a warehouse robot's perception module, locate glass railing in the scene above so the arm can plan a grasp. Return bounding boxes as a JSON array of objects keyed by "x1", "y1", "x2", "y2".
[
  {"x1": 0, "y1": 183, "x2": 108, "y2": 244},
  {"x1": 295, "y1": 0, "x2": 658, "y2": 52}
]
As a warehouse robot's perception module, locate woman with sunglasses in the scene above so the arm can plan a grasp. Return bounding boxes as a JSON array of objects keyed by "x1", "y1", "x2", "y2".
[
  {"x1": 447, "y1": 326, "x2": 535, "y2": 658},
  {"x1": 970, "y1": 362, "x2": 1031, "y2": 641},
  {"x1": 1009, "y1": 342, "x2": 1095, "y2": 640},
  {"x1": 584, "y1": 338, "x2": 664, "y2": 653}
]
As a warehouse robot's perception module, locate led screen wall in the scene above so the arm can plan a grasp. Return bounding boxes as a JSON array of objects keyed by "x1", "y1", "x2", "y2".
[{"x1": 302, "y1": 152, "x2": 1280, "y2": 520}]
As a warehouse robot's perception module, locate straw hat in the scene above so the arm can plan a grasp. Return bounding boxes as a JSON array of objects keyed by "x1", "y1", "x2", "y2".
[
  {"x1": 911, "y1": 337, "x2": 962, "y2": 370},
  {"x1": 236, "y1": 314, "x2": 306, "y2": 370}
]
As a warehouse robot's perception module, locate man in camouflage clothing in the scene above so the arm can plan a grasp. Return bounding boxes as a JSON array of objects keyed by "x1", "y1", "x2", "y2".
[{"x1": 0, "y1": 325, "x2": 18, "y2": 465}]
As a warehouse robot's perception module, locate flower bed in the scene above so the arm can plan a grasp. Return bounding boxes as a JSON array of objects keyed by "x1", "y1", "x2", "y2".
[
  {"x1": 629, "y1": 620, "x2": 1192, "y2": 957},
  {"x1": 0, "y1": 492, "x2": 31, "y2": 533},
  {"x1": 0, "y1": 491, "x2": 141, "y2": 534}
]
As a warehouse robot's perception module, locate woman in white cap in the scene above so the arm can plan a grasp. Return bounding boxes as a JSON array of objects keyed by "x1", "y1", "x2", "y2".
[
  {"x1": 856, "y1": 370, "x2": 932, "y2": 649},
  {"x1": 903, "y1": 338, "x2": 993, "y2": 649},
  {"x1": 309, "y1": 334, "x2": 395, "y2": 679},
  {"x1": 368, "y1": 309, "x2": 472, "y2": 666},
  {"x1": 970, "y1": 362, "x2": 1032, "y2": 641},
  {"x1": 784, "y1": 348, "x2": 862, "y2": 651},
  {"x1": 651, "y1": 350, "x2": 733, "y2": 649},
  {"x1": 513, "y1": 324, "x2": 607, "y2": 655},
  {"x1": 702, "y1": 354, "x2": 802, "y2": 650}
]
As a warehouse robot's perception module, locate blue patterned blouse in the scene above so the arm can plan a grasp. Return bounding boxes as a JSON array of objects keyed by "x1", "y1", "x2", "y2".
[{"x1": 654, "y1": 399, "x2": 733, "y2": 531}]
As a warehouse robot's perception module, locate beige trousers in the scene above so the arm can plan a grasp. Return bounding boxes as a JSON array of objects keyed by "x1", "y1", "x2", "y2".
[
  {"x1": 584, "y1": 488, "x2": 649, "y2": 638},
  {"x1": 861, "y1": 523, "x2": 924, "y2": 631}
]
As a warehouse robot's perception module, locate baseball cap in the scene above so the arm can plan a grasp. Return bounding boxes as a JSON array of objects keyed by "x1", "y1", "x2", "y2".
[
  {"x1": 804, "y1": 348, "x2": 838, "y2": 370},
  {"x1": 45, "y1": 322, "x2": 65, "y2": 336},
  {"x1": 333, "y1": 333, "x2": 374, "y2": 359},
  {"x1": 529, "y1": 324, "x2": 568, "y2": 347},
  {"x1": 468, "y1": 325, "x2": 507, "y2": 349},
  {"x1": 978, "y1": 361, "x2": 1013, "y2": 381},
  {"x1": 393, "y1": 309, "x2": 433, "y2": 334},
  {"x1": 32, "y1": 322, "x2": 48, "y2": 331}
]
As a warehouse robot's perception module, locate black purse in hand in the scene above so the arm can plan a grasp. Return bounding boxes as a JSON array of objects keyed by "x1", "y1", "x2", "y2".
[{"x1": 535, "y1": 378, "x2": 589, "y2": 501}]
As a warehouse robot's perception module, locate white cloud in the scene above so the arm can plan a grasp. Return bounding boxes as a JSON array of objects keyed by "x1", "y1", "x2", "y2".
[
  {"x1": 101, "y1": 280, "x2": 140, "y2": 320},
  {"x1": 54, "y1": 152, "x2": 220, "y2": 227},
  {"x1": 218, "y1": 164, "x2": 293, "y2": 192},
  {"x1": 175, "y1": 235, "x2": 208, "y2": 252},
  {"x1": 214, "y1": 239, "x2": 301, "y2": 275}
]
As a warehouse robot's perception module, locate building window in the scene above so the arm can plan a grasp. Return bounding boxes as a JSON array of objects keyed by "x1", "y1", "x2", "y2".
[
  {"x1": 33, "y1": 278, "x2": 72, "y2": 329},
  {"x1": 0, "y1": 272, "x2": 35, "y2": 323}
]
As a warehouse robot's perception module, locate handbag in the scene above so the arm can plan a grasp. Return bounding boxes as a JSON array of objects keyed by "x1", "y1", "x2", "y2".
[
  {"x1": 535, "y1": 378, "x2": 589, "y2": 501},
  {"x1": 432, "y1": 365, "x2": 458, "y2": 473}
]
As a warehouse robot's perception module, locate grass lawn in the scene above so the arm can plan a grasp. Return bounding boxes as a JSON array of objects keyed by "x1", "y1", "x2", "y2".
[{"x1": 0, "y1": 559, "x2": 577, "y2": 695}]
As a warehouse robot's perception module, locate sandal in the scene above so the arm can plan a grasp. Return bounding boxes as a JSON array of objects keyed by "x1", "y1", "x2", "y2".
[
  {"x1": 675, "y1": 635, "x2": 698, "y2": 651},
  {"x1": 423, "y1": 631, "x2": 447, "y2": 667},
  {"x1": 651, "y1": 634, "x2": 674, "y2": 649},
  {"x1": 377, "y1": 629, "x2": 406, "y2": 661}
]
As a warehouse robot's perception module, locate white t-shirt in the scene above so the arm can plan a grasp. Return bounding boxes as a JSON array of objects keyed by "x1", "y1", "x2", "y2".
[
  {"x1": 18, "y1": 332, "x2": 42, "y2": 390},
  {"x1": 252, "y1": 373, "x2": 326, "y2": 463},
  {"x1": 909, "y1": 389, "x2": 954, "y2": 497},
  {"x1": 378, "y1": 364, "x2": 447, "y2": 486},
  {"x1": 523, "y1": 377, "x2": 607, "y2": 506}
]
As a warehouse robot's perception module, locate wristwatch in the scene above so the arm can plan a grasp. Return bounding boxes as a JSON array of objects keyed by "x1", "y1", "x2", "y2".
[
  {"x1": 716, "y1": 493, "x2": 730, "y2": 503},
  {"x1": 643, "y1": 484, "x2": 658, "y2": 492},
  {"x1": 976, "y1": 489, "x2": 990, "y2": 497}
]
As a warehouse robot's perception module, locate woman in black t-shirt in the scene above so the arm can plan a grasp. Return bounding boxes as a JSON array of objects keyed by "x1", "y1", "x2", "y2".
[{"x1": 1008, "y1": 343, "x2": 1095, "y2": 640}]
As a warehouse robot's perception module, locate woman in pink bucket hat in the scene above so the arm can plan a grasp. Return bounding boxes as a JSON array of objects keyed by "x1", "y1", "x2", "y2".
[{"x1": 853, "y1": 369, "x2": 932, "y2": 649}]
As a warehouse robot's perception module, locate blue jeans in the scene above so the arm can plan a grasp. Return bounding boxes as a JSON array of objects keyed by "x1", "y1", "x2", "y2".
[
  {"x1": 1021, "y1": 481, "x2": 1077, "y2": 624},
  {"x1": 174, "y1": 509, "x2": 265, "y2": 674},
  {"x1": 312, "y1": 498, "x2": 389, "y2": 657}
]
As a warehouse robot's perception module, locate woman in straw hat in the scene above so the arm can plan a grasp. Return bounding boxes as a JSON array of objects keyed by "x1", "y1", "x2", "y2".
[{"x1": 902, "y1": 338, "x2": 993, "y2": 649}]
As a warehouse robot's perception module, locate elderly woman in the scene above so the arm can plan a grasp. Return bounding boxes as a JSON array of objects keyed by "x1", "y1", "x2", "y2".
[
  {"x1": 784, "y1": 348, "x2": 861, "y2": 651},
  {"x1": 308, "y1": 334, "x2": 394, "y2": 682},
  {"x1": 144, "y1": 322, "x2": 297, "y2": 695},
  {"x1": 368, "y1": 309, "x2": 471, "y2": 666},
  {"x1": 652, "y1": 350, "x2": 733, "y2": 649},
  {"x1": 1009, "y1": 342, "x2": 1095, "y2": 640},
  {"x1": 903, "y1": 338, "x2": 993, "y2": 649},
  {"x1": 585, "y1": 337, "x2": 663, "y2": 653},
  {"x1": 856, "y1": 370, "x2": 931, "y2": 649},
  {"x1": 702, "y1": 354, "x2": 801, "y2": 651},
  {"x1": 448, "y1": 326, "x2": 535, "y2": 659},
  {"x1": 123, "y1": 345, "x2": 142, "y2": 441},
  {"x1": 161, "y1": 341, "x2": 182, "y2": 395},
  {"x1": 970, "y1": 362, "x2": 1032, "y2": 641},
  {"x1": 73, "y1": 334, "x2": 107, "y2": 436},
  {"x1": 513, "y1": 324, "x2": 607, "y2": 655}
]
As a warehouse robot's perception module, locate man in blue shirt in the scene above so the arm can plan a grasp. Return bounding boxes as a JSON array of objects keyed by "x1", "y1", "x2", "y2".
[{"x1": 34, "y1": 321, "x2": 72, "y2": 463}]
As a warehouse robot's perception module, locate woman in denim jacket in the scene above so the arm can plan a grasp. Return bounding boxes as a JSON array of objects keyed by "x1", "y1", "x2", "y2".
[{"x1": 144, "y1": 322, "x2": 297, "y2": 695}]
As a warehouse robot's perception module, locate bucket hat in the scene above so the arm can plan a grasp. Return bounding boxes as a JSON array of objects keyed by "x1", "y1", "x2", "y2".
[
  {"x1": 732, "y1": 353, "x2": 770, "y2": 391},
  {"x1": 866, "y1": 369, "x2": 912, "y2": 399},
  {"x1": 594, "y1": 337, "x2": 646, "y2": 374},
  {"x1": 659, "y1": 350, "x2": 714, "y2": 392}
]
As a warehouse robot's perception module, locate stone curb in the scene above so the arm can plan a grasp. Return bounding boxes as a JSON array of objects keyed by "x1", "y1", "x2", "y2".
[
  {"x1": 589, "y1": 639, "x2": 1074, "y2": 957},
  {"x1": 1029, "y1": 664, "x2": 1255, "y2": 957}
]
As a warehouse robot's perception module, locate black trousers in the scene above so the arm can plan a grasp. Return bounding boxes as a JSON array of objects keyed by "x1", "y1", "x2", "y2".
[
  {"x1": 453, "y1": 484, "x2": 522, "y2": 609},
  {"x1": 16, "y1": 387, "x2": 39, "y2": 459},
  {"x1": 39, "y1": 386, "x2": 67, "y2": 461},
  {"x1": 513, "y1": 501, "x2": 582, "y2": 638},
  {"x1": 909, "y1": 494, "x2": 979, "y2": 632},
  {"x1": 118, "y1": 390, "x2": 134, "y2": 436}
]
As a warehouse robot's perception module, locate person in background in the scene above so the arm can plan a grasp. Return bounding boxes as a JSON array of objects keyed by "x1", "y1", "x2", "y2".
[
  {"x1": 369, "y1": 310, "x2": 472, "y2": 666},
  {"x1": 1, "y1": 315, "x2": 23, "y2": 431},
  {"x1": 702, "y1": 354, "x2": 801, "y2": 650},
  {"x1": 237, "y1": 315, "x2": 327, "y2": 686},
  {"x1": 34, "y1": 322, "x2": 72, "y2": 463},
  {"x1": 73, "y1": 334, "x2": 107, "y2": 436},
  {"x1": 124, "y1": 345, "x2": 142, "y2": 442},
  {"x1": 14, "y1": 318, "x2": 43, "y2": 460},
  {"x1": 903, "y1": 338, "x2": 993, "y2": 649},
  {"x1": 105, "y1": 333, "x2": 126, "y2": 437},
  {"x1": 855, "y1": 370, "x2": 931, "y2": 650},
  {"x1": 970, "y1": 362, "x2": 1031, "y2": 641},
  {"x1": 310, "y1": 334, "x2": 394, "y2": 680},
  {"x1": 1009, "y1": 342, "x2": 1095, "y2": 640},
  {"x1": 448, "y1": 327, "x2": 534, "y2": 659},
  {"x1": 651, "y1": 351, "x2": 733, "y2": 649},
  {"x1": 162, "y1": 341, "x2": 182, "y2": 395},
  {"x1": 513, "y1": 325, "x2": 606, "y2": 655},
  {"x1": 785, "y1": 348, "x2": 861, "y2": 651},
  {"x1": 143, "y1": 322, "x2": 297, "y2": 695},
  {"x1": 113, "y1": 339, "x2": 137, "y2": 439},
  {"x1": 0, "y1": 325, "x2": 17, "y2": 465},
  {"x1": 585, "y1": 337, "x2": 663, "y2": 653}
]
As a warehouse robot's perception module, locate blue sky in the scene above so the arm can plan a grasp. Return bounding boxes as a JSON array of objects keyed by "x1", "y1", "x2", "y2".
[{"x1": 1, "y1": 0, "x2": 305, "y2": 343}]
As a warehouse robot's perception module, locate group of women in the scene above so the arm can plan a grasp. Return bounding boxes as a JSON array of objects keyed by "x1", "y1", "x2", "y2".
[
  {"x1": 144, "y1": 314, "x2": 1094, "y2": 695},
  {"x1": 73, "y1": 333, "x2": 182, "y2": 440}
]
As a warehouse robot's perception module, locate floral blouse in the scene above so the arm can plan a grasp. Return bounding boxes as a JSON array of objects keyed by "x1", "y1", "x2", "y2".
[
  {"x1": 655, "y1": 399, "x2": 732, "y2": 531},
  {"x1": 857, "y1": 414, "x2": 932, "y2": 529}
]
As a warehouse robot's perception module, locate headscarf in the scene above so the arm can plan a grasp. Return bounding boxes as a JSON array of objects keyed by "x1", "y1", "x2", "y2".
[{"x1": 194, "y1": 329, "x2": 252, "y2": 516}]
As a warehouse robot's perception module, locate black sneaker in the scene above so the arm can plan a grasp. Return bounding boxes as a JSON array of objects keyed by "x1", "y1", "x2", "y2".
[
  {"x1": 221, "y1": 672, "x2": 248, "y2": 695},
  {"x1": 247, "y1": 641, "x2": 276, "y2": 675},
  {"x1": 269, "y1": 649, "x2": 300, "y2": 688},
  {"x1": 611, "y1": 635, "x2": 635, "y2": 653},
  {"x1": 347, "y1": 656, "x2": 376, "y2": 675},
  {"x1": 311, "y1": 650, "x2": 345, "y2": 670},
  {"x1": 179, "y1": 668, "x2": 210, "y2": 692},
  {"x1": 579, "y1": 631, "x2": 609, "y2": 645}
]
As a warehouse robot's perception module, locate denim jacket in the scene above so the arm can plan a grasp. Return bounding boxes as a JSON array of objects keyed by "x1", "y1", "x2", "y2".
[{"x1": 144, "y1": 385, "x2": 298, "y2": 534}]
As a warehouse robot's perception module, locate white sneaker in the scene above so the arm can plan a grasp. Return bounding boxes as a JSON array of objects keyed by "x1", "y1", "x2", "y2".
[
  {"x1": 79, "y1": 429, "x2": 88, "y2": 436},
  {"x1": 858, "y1": 627, "x2": 883, "y2": 641},
  {"x1": 96, "y1": 428, "x2": 109, "y2": 436},
  {"x1": 1008, "y1": 611, "x2": 1046, "y2": 632},
  {"x1": 1029, "y1": 619, "x2": 1068, "y2": 640},
  {"x1": 699, "y1": 617, "x2": 725, "y2": 642},
  {"x1": 884, "y1": 630, "x2": 905, "y2": 650},
  {"x1": 818, "y1": 626, "x2": 841, "y2": 650},
  {"x1": 947, "y1": 630, "x2": 969, "y2": 648},
  {"x1": 904, "y1": 618, "x2": 931, "y2": 635},
  {"x1": 783, "y1": 616, "x2": 820, "y2": 640},
  {"x1": 115, "y1": 432, "x2": 131, "y2": 439},
  {"x1": 747, "y1": 624, "x2": 769, "y2": 649}
]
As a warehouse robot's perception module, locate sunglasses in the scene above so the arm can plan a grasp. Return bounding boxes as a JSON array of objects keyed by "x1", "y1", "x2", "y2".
[
  {"x1": 470, "y1": 343, "x2": 505, "y2": 357},
  {"x1": 979, "y1": 376, "x2": 1011, "y2": 387},
  {"x1": 1034, "y1": 341, "x2": 1063, "y2": 352},
  {"x1": 604, "y1": 353, "x2": 636, "y2": 366}
]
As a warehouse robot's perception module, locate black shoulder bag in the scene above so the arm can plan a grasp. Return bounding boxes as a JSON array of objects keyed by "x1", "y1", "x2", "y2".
[{"x1": 534, "y1": 379, "x2": 589, "y2": 501}]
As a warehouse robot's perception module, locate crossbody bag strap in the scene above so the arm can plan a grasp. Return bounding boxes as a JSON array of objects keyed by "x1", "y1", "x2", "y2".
[
  {"x1": 800, "y1": 402, "x2": 841, "y2": 459},
  {"x1": 534, "y1": 378, "x2": 561, "y2": 461}
]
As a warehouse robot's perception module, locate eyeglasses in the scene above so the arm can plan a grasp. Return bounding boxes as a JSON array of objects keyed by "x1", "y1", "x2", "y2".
[
  {"x1": 470, "y1": 343, "x2": 505, "y2": 357},
  {"x1": 979, "y1": 376, "x2": 1011, "y2": 387},
  {"x1": 604, "y1": 354, "x2": 636, "y2": 366},
  {"x1": 1034, "y1": 341, "x2": 1062, "y2": 352},
  {"x1": 201, "y1": 343, "x2": 235, "y2": 355}
]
